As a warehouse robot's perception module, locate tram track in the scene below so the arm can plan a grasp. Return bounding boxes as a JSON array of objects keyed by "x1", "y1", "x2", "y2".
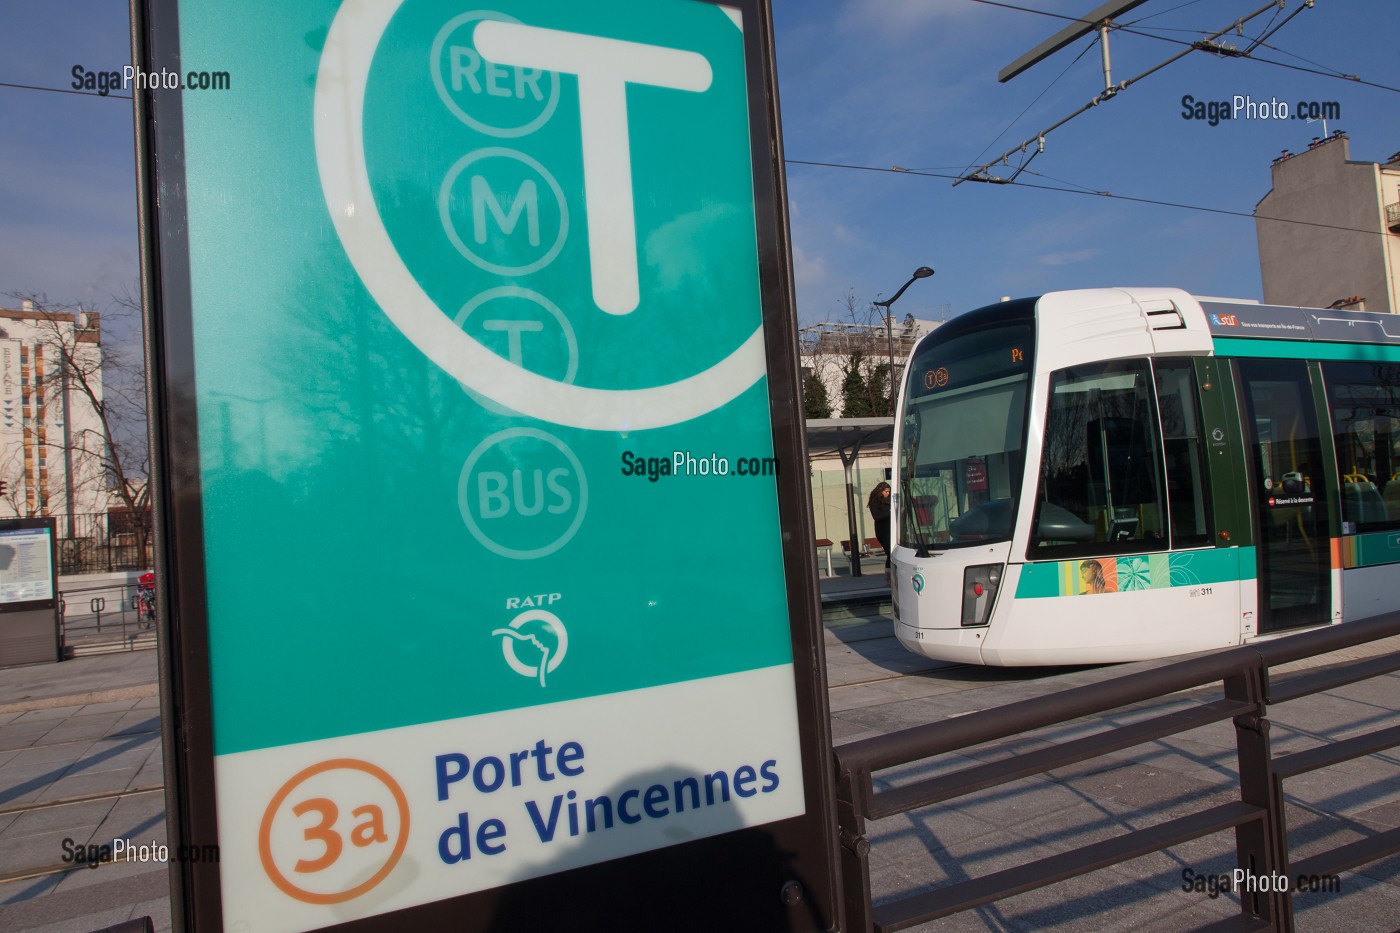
[{"x1": 0, "y1": 785, "x2": 167, "y2": 885}]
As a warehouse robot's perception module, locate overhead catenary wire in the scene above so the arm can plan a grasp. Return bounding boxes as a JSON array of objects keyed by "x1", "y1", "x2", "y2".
[
  {"x1": 786, "y1": 158, "x2": 1396, "y2": 239},
  {"x1": 1029, "y1": 9, "x2": 1400, "y2": 93},
  {"x1": 956, "y1": 0, "x2": 1294, "y2": 186},
  {"x1": 0, "y1": 80, "x2": 133, "y2": 100},
  {"x1": 957, "y1": 39, "x2": 1098, "y2": 180}
]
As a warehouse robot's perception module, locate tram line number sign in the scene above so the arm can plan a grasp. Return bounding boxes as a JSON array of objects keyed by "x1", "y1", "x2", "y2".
[{"x1": 136, "y1": 0, "x2": 837, "y2": 930}]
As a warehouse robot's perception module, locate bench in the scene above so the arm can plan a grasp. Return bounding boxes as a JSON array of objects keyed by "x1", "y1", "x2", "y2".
[
  {"x1": 841, "y1": 540, "x2": 872, "y2": 565},
  {"x1": 815, "y1": 538, "x2": 834, "y2": 577}
]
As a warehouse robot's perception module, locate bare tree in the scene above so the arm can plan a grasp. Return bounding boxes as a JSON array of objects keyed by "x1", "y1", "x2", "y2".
[{"x1": 2, "y1": 291, "x2": 150, "y2": 566}]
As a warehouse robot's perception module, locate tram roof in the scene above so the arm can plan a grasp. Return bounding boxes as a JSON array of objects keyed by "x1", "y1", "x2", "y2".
[{"x1": 1198, "y1": 299, "x2": 1400, "y2": 346}]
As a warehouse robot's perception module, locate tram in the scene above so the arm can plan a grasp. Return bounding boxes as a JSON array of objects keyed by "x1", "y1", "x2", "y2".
[{"x1": 891, "y1": 287, "x2": 1400, "y2": 665}]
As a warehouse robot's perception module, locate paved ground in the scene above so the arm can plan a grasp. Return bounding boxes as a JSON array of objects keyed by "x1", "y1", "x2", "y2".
[
  {"x1": 1, "y1": 597, "x2": 1397, "y2": 932},
  {"x1": 0, "y1": 651, "x2": 167, "y2": 933}
]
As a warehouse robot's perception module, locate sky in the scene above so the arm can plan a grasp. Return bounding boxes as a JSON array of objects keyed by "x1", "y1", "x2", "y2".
[{"x1": 1, "y1": 0, "x2": 1397, "y2": 344}]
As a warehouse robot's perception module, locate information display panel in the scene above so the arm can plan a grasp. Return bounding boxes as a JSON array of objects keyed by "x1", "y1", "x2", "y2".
[
  {"x1": 0, "y1": 524, "x2": 56, "y2": 606},
  {"x1": 135, "y1": 1, "x2": 837, "y2": 930}
]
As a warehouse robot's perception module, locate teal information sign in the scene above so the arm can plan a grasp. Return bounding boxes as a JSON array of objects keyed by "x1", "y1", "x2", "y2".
[{"x1": 140, "y1": 0, "x2": 834, "y2": 929}]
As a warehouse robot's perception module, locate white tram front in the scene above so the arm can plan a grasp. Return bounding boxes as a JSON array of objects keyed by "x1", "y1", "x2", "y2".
[{"x1": 891, "y1": 287, "x2": 1400, "y2": 666}]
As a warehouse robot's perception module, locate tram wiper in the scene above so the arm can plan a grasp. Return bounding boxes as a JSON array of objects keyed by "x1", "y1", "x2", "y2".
[{"x1": 901, "y1": 478, "x2": 934, "y2": 558}]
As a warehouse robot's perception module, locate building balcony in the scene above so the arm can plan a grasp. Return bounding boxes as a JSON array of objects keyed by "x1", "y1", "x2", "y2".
[{"x1": 1388, "y1": 201, "x2": 1400, "y2": 233}]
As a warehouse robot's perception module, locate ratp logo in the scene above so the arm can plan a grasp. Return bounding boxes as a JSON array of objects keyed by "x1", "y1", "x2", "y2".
[
  {"x1": 492, "y1": 607, "x2": 568, "y2": 687},
  {"x1": 912, "y1": 572, "x2": 925, "y2": 594}
]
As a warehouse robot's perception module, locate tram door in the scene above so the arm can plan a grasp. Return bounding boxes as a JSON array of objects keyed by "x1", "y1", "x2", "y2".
[{"x1": 1237, "y1": 359, "x2": 1332, "y2": 633}]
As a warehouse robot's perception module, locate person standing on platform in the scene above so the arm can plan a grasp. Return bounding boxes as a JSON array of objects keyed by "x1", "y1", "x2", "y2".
[{"x1": 868, "y1": 481, "x2": 892, "y2": 574}]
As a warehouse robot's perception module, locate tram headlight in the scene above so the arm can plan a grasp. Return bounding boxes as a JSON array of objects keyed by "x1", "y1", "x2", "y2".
[{"x1": 961, "y1": 564, "x2": 1003, "y2": 627}]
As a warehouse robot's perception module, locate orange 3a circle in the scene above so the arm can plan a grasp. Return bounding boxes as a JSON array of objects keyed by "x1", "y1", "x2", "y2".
[{"x1": 258, "y1": 758, "x2": 410, "y2": 905}]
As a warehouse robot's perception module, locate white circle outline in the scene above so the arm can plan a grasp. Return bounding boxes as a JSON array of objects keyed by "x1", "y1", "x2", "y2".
[
  {"x1": 438, "y1": 148, "x2": 568, "y2": 277},
  {"x1": 497, "y1": 609, "x2": 568, "y2": 679},
  {"x1": 314, "y1": 0, "x2": 766, "y2": 431},
  {"x1": 455, "y1": 286, "x2": 578, "y2": 385},
  {"x1": 457, "y1": 428, "x2": 588, "y2": 560},
  {"x1": 429, "y1": 10, "x2": 560, "y2": 139}
]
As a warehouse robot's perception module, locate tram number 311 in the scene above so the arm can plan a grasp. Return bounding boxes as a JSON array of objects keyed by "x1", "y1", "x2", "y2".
[{"x1": 1189, "y1": 587, "x2": 1214, "y2": 598}]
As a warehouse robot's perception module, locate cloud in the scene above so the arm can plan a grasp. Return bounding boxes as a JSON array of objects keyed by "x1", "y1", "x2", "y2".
[
  {"x1": 1037, "y1": 248, "x2": 1102, "y2": 267},
  {"x1": 831, "y1": 223, "x2": 860, "y2": 246},
  {"x1": 837, "y1": 0, "x2": 983, "y2": 36},
  {"x1": 792, "y1": 244, "x2": 828, "y2": 287}
]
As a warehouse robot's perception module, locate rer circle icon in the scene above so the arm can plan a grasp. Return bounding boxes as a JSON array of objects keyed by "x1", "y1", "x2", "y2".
[
  {"x1": 258, "y1": 759, "x2": 410, "y2": 905},
  {"x1": 430, "y1": 10, "x2": 561, "y2": 139}
]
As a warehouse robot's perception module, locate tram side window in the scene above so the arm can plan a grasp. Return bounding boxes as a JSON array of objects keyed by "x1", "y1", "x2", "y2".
[
  {"x1": 1322, "y1": 361, "x2": 1400, "y2": 532},
  {"x1": 1154, "y1": 359, "x2": 1211, "y2": 548},
  {"x1": 1031, "y1": 359, "x2": 1168, "y2": 557}
]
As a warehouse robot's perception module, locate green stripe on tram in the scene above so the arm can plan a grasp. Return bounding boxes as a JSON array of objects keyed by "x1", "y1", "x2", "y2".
[
  {"x1": 1342, "y1": 531, "x2": 1400, "y2": 569},
  {"x1": 1212, "y1": 338, "x2": 1400, "y2": 363},
  {"x1": 1015, "y1": 547, "x2": 1256, "y2": 598}
]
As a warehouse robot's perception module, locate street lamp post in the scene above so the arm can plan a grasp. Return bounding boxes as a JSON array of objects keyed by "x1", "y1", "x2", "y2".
[{"x1": 872, "y1": 266, "x2": 934, "y2": 415}]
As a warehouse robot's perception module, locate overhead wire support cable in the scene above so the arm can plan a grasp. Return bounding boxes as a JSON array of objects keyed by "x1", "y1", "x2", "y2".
[
  {"x1": 786, "y1": 158, "x2": 1393, "y2": 239},
  {"x1": 954, "y1": 0, "x2": 1299, "y2": 187}
]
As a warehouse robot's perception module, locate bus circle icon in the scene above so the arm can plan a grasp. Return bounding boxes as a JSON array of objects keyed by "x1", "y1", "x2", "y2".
[
  {"x1": 258, "y1": 759, "x2": 410, "y2": 905},
  {"x1": 458, "y1": 428, "x2": 588, "y2": 560},
  {"x1": 492, "y1": 608, "x2": 568, "y2": 686}
]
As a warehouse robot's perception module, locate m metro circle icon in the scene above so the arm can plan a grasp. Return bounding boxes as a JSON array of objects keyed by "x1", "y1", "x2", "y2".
[{"x1": 314, "y1": 2, "x2": 765, "y2": 431}]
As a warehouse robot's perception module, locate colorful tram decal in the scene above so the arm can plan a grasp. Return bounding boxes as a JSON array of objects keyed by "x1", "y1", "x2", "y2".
[{"x1": 890, "y1": 288, "x2": 1400, "y2": 666}]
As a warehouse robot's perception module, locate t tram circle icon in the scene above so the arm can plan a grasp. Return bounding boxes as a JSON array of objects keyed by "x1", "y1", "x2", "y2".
[{"x1": 315, "y1": 1, "x2": 768, "y2": 431}]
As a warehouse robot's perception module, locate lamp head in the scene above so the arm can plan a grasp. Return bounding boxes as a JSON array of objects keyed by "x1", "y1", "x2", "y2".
[{"x1": 913, "y1": 266, "x2": 935, "y2": 279}]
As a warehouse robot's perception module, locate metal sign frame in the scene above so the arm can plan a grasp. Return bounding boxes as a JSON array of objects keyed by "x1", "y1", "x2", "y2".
[
  {"x1": 131, "y1": 0, "x2": 840, "y2": 929},
  {"x1": 0, "y1": 517, "x2": 60, "y2": 666}
]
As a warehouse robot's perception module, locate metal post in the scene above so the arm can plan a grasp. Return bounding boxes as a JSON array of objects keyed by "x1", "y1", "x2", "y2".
[
  {"x1": 834, "y1": 765, "x2": 874, "y2": 932},
  {"x1": 872, "y1": 267, "x2": 933, "y2": 417},
  {"x1": 885, "y1": 311, "x2": 896, "y2": 416},
  {"x1": 842, "y1": 452, "x2": 862, "y2": 578},
  {"x1": 1226, "y1": 665, "x2": 1291, "y2": 930},
  {"x1": 1099, "y1": 23, "x2": 1112, "y2": 92},
  {"x1": 59, "y1": 356, "x2": 77, "y2": 543}
]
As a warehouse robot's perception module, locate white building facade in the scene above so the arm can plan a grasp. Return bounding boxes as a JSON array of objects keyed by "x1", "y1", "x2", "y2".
[{"x1": 0, "y1": 301, "x2": 110, "y2": 524}]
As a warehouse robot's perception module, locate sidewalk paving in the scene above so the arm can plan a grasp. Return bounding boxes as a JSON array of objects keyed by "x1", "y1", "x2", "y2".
[
  {"x1": 1, "y1": 618, "x2": 1397, "y2": 932},
  {"x1": 0, "y1": 651, "x2": 168, "y2": 933}
]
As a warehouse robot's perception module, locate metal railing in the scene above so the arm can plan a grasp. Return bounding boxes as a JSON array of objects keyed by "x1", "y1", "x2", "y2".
[
  {"x1": 58, "y1": 579, "x2": 156, "y2": 655},
  {"x1": 1386, "y1": 202, "x2": 1400, "y2": 233},
  {"x1": 52, "y1": 512, "x2": 154, "y2": 575},
  {"x1": 833, "y1": 612, "x2": 1400, "y2": 932}
]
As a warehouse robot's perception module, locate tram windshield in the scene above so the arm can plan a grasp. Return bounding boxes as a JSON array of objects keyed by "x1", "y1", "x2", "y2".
[{"x1": 898, "y1": 304, "x2": 1034, "y2": 550}]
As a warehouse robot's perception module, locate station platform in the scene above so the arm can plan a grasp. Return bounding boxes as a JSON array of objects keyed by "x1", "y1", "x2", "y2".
[{"x1": 2, "y1": 612, "x2": 1398, "y2": 932}]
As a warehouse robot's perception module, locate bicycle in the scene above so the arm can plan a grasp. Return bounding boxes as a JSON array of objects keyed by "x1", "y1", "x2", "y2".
[{"x1": 135, "y1": 571, "x2": 156, "y2": 629}]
